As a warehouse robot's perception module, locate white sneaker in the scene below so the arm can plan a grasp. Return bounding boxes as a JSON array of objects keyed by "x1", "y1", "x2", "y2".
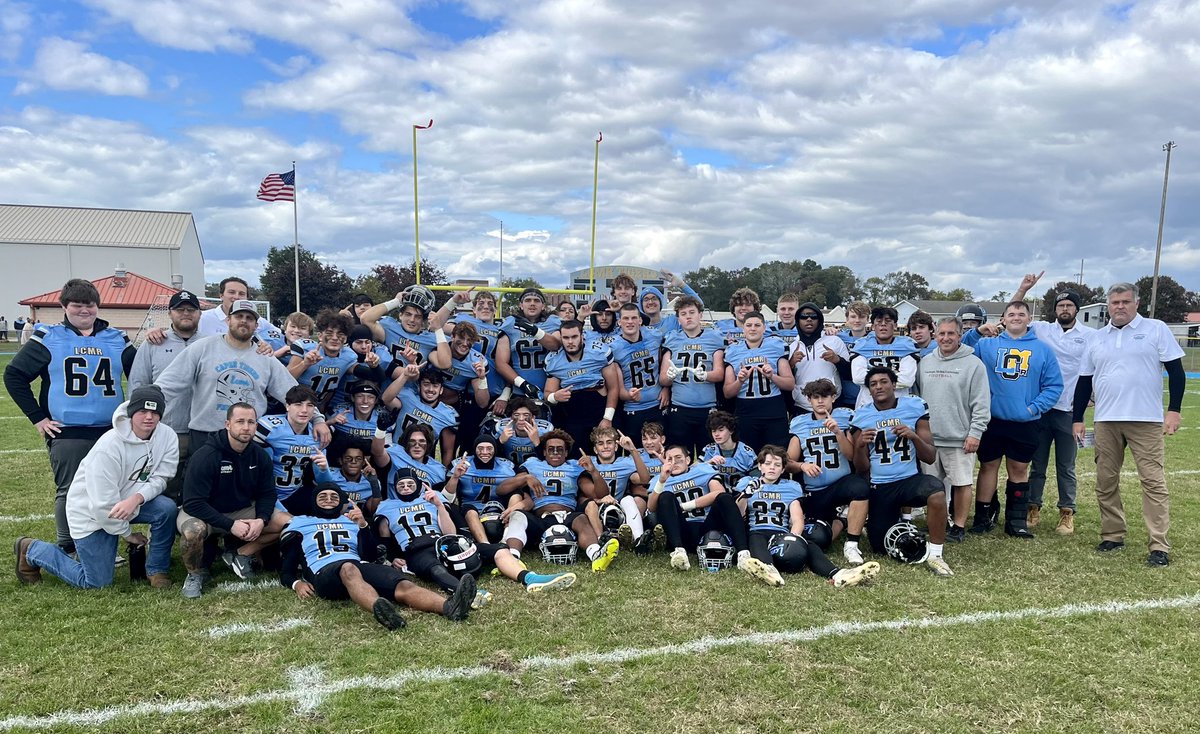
[
  {"x1": 925, "y1": 556, "x2": 954, "y2": 577},
  {"x1": 669, "y1": 548, "x2": 690, "y2": 571},
  {"x1": 740, "y1": 556, "x2": 785, "y2": 587},
  {"x1": 842, "y1": 543, "x2": 864, "y2": 565},
  {"x1": 830, "y1": 561, "x2": 881, "y2": 588}
]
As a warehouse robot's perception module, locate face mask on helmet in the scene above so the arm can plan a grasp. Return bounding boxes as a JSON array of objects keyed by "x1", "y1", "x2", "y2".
[
  {"x1": 884, "y1": 522, "x2": 928, "y2": 564},
  {"x1": 311, "y1": 483, "x2": 348, "y2": 520},
  {"x1": 696, "y1": 530, "x2": 734, "y2": 572},
  {"x1": 435, "y1": 534, "x2": 482, "y2": 578},
  {"x1": 598, "y1": 503, "x2": 626, "y2": 533},
  {"x1": 540, "y1": 523, "x2": 578, "y2": 564}
]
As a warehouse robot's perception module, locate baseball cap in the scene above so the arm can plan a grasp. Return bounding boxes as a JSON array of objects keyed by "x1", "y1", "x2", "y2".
[
  {"x1": 349, "y1": 381, "x2": 380, "y2": 397},
  {"x1": 169, "y1": 290, "x2": 201, "y2": 310},
  {"x1": 127, "y1": 385, "x2": 165, "y2": 418},
  {"x1": 230, "y1": 299, "x2": 258, "y2": 316}
]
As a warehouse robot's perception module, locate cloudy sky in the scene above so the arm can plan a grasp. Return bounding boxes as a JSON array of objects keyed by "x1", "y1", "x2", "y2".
[{"x1": 2, "y1": 0, "x2": 1198, "y2": 298}]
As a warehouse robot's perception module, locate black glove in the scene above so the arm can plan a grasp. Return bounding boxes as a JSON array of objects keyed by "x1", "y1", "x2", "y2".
[
  {"x1": 516, "y1": 380, "x2": 541, "y2": 400},
  {"x1": 376, "y1": 406, "x2": 397, "y2": 433},
  {"x1": 512, "y1": 315, "x2": 539, "y2": 337}
]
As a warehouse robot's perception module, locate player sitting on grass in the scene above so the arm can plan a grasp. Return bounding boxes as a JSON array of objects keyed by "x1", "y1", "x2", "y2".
[
  {"x1": 443, "y1": 434, "x2": 516, "y2": 544},
  {"x1": 496, "y1": 430, "x2": 620, "y2": 573},
  {"x1": 648, "y1": 445, "x2": 756, "y2": 577},
  {"x1": 580, "y1": 425, "x2": 653, "y2": 553},
  {"x1": 280, "y1": 482, "x2": 475, "y2": 630},
  {"x1": 371, "y1": 422, "x2": 447, "y2": 497},
  {"x1": 376, "y1": 468, "x2": 576, "y2": 608},
  {"x1": 737, "y1": 445, "x2": 880, "y2": 589}
]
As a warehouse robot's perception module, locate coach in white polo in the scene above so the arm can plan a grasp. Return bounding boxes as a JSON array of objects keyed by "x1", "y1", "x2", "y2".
[{"x1": 1072, "y1": 282, "x2": 1185, "y2": 567}]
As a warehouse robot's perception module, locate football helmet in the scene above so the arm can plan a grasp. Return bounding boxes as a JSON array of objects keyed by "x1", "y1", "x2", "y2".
[
  {"x1": 436, "y1": 534, "x2": 482, "y2": 577},
  {"x1": 598, "y1": 503, "x2": 626, "y2": 533},
  {"x1": 479, "y1": 501, "x2": 505, "y2": 543},
  {"x1": 539, "y1": 524, "x2": 578, "y2": 564},
  {"x1": 400, "y1": 285, "x2": 436, "y2": 317},
  {"x1": 884, "y1": 522, "x2": 928, "y2": 564},
  {"x1": 767, "y1": 533, "x2": 808, "y2": 574},
  {"x1": 955, "y1": 303, "x2": 986, "y2": 324},
  {"x1": 802, "y1": 520, "x2": 833, "y2": 551},
  {"x1": 696, "y1": 530, "x2": 735, "y2": 572}
]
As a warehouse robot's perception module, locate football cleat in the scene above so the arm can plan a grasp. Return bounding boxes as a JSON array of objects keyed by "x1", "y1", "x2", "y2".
[
  {"x1": 740, "y1": 556, "x2": 785, "y2": 587},
  {"x1": 830, "y1": 561, "x2": 881, "y2": 588},
  {"x1": 525, "y1": 571, "x2": 577, "y2": 593},
  {"x1": 471, "y1": 588, "x2": 493, "y2": 610},
  {"x1": 669, "y1": 548, "x2": 690, "y2": 571},
  {"x1": 591, "y1": 538, "x2": 619, "y2": 573},
  {"x1": 652, "y1": 524, "x2": 666, "y2": 551},
  {"x1": 373, "y1": 597, "x2": 407, "y2": 630},
  {"x1": 842, "y1": 542, "x2": 864, "y2": 565},
  {"x1": 616, "y1": 523, "x2": 633, "y2": 550},
  {"x1": 633, "y1": 529, "x2": 656, "y2": 556},
  {"x1": 443, "y1": 573, "x2": 476, "y2": 621},
  {"x1": 925, "y1": 556, "x2": 954, "y2": 577}
]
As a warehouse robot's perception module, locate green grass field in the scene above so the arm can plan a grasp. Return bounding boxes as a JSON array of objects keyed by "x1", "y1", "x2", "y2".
[{"x1": 2, "y1": 352, "x2": 1200, "y2": 733}]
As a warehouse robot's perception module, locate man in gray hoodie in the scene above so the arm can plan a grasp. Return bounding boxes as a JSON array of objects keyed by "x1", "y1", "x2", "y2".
[{"x1": 918, "y1": 317, "x2": 991, "y2": 543}]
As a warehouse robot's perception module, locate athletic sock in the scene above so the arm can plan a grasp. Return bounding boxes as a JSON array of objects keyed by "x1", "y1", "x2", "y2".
[
  {"x1": 974, "y1": 501, "x2": 989, "y2": 521},
  {"x1": 585, "y1": 543, "x2": 601, "y2": 561},
  {"x1": 517, "y1": 570, "x2": 529, "y2": 585},
  {"x1": 927, "y1": 542, "x2": 943, "y2": 559},
  {"x1": 846, "y1": 534, "x2": 860, "y2": 543}
]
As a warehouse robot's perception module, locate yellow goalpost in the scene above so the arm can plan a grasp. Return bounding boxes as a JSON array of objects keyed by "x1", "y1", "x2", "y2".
[{"x1": 411, "y1": 121, "x2": 600, "y2": 296}]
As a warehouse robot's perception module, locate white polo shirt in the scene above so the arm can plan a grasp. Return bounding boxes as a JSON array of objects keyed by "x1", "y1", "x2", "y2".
[
  {"x1": 1029, "y1": 320, "x2": 1096, "y2": 412},
  {"x1": 198, "y1": 305, "x2": 276, "y2": 339},
  {"x1": 1079, "y1": 314, "x2": 1184, "y2": 423}
]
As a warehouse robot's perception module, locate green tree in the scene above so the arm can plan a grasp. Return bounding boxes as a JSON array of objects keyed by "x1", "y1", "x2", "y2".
[
  {"x1": 1135, "y1": 275, "x2": 1191, "y2": 322},
  {"x1": 928, "y1": 287, "x2": 975, "y2": 301},
  {"x1": 683, "y1": 266, "x2": 747, "y2": 310},
  {"x1": 370, "y1": 259, "x2": 448, "y2": 298},
  {"x1": 862, "y1": 277, "x2": 887, "y2": 305},
  {"x1": 259, "y1": 245, "x2": 354, "y2": 320},
  {"x1": 498, "y1": 277, "x2": 544, "y2": 316},
  {"x1": 881, "y1": 270, "x2": 931, "y2": 303}
]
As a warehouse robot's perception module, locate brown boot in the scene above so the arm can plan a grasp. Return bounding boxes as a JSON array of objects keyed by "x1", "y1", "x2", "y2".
[
  {"x1": 1055, "y1": 508, "x2": 1075, "y2": 535},
  {"x1": 148, "y1": 573, "x2": 173, "y2": 589},
  {"x1": 1027, "y1": 504, "x2": 1041, "y2": 528},
  {"x1": 14, "y1": 537, "x2": 41, "y2": 584}
]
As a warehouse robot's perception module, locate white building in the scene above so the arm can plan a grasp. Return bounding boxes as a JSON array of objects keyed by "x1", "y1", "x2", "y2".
[
  {"x1": 1078, "y1": 302, "x2": 1108, "y2": 328},
  {"x1": 0, "y1": 204, "x2": 204, "y2": 317}
]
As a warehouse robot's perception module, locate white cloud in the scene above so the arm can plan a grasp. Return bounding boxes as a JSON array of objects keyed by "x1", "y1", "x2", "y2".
[{"x1": 16, "y1": 37, "x2": 149, "y2": 96}]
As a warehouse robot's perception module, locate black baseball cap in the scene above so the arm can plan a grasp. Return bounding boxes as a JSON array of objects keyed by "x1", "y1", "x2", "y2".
[{"x1": 169, "y1": 290, "x2": 201, "y2": 310}]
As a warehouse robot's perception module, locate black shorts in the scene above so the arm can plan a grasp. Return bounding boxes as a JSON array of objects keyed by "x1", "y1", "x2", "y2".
[
  {"x1": 313, "y1": 560, "x2": 413, "y2": 600},
  {"x1": 866, "y1": 473, "x2": 944, "y2": 552},
  {"x1": 801, "y1": 473, "x2": 870, "y2": 523},
  {"x1": 977, "y1": 417, "x2": 1041, "y2": 464}
]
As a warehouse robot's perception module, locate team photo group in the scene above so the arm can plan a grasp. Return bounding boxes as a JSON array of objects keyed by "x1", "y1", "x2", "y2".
[{"x1": 6, "y1": 266, "x2": 1185, "y2": 631}]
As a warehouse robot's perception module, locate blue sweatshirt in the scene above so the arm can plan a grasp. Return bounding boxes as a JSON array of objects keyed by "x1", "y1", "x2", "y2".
[{"x1": 965, "y1": 329, "x2": 1063, "y2": 422}]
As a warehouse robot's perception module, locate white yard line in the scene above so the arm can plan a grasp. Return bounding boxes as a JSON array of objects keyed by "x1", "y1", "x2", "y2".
[
  {"x1": 214, "y1": 579, "x2": 280, "y2": 594},
  {"x1": 0, "y1": 513, "x2": 52, "y2": 523},
  {"x1": 204, "y1": 618, "x2": 312, "y2": 639},
  {"x1": 3, "y1": 592, "x2": 1199, "y2": 730},
  {"x1": 0, "y1": 449, "x2": 43, "y2": 454}
]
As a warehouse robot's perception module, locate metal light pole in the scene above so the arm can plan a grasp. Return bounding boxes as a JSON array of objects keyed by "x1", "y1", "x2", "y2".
[{"x1": 1150, "y1": 141, "x2": 1175, "y2": 319}]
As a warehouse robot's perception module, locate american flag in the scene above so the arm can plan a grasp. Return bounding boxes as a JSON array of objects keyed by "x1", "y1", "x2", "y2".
[{"x1": 256, "y1": 170, "x2": 295, "y2": 202}]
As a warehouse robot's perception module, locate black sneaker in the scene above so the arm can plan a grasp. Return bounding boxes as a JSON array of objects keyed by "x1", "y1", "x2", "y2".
[
  {"x1": 1147, "y1": 550, "x2": 1170, "y2": 567},
  {"x1": 372, "y1": 597, "x2": 407, "y2": 630},
  {"x1": 633, "y1": 528, "x2": 656, "y2": 556},
  {"x1": 946, "y1": 525, "x2": 966, "y2": 544},
  {"x1": 967, "y1": 519, "x2": 995, "y2": 534},
  {"x1": 443, "y1": 573, "x2": 476, "y2": 621},
  {"x1": 1096, "y1": 540, "x2": 1125, "y2": 553}
]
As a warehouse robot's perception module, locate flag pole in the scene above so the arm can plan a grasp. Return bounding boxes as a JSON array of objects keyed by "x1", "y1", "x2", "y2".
[
  {"x1": 292, "y1": 161, "x2": 300, "y2": 312},
  {"x1": 412, "y1": 119, "x2": 433, "y2": 285}
]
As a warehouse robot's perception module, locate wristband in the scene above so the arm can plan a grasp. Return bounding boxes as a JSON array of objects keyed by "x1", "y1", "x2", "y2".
[
  {"x1": 514, "y1": 377, "x2": 527, "y2": 388},
  {"x1": 435, "y1": 330, "x2": 448, "y2": 344},
  {"x1": 291, "y1": 580, "x2": 302, "y2": 590},
  {"x1": 680, "y1": 500, "x2": 697, "y2": 512},
  {"x1": 498, "y1": 387, "x2": 512, "y2": 402},
  {"x1": 375, "y1": 429, "x2": 389, "y2": 440},
  {"x1": 603, "y1": 408, "x2": 616, "y2": 421},
  {"x1": 384, "y1": 297, "x2": 401, "y2": 311},
  {"x1": 534, "y1": 329, "x2": 546, "y2": 341},
  {"x1": 546, "y1": 392, "x2": 559, "y2": 405},
  {"x1": 474, "y1": 378, "x2": 488, "y2": 390}
]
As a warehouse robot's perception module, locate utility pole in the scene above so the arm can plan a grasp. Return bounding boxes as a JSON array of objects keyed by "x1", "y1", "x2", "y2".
[
  {"x1": 1076, "y1": 258, "x2": 1084, "y2": 286},
  {"x1": 1150, "y1": 141, "x2": 1175, "y2": 319}
]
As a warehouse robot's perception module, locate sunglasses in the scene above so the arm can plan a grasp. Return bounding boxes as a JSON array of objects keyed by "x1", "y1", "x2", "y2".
[{"x1": 798, "y1": 313, "x2": 820, "y2": 320}]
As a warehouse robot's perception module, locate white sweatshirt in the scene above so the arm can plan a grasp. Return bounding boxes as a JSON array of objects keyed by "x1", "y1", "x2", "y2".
[{"x1": 65, "y1": 403, "x2": 180, "y2": 539}]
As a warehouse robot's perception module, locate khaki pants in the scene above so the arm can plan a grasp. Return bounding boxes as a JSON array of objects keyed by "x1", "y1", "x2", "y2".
[{"x1": 1093, "y1": 421, "x2": 1169, "y2": 552}]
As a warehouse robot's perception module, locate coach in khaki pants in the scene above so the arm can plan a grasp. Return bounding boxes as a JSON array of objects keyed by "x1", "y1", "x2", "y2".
[{"x1": 1072, "y1": 283, "x2": 1185, "y2": 567}]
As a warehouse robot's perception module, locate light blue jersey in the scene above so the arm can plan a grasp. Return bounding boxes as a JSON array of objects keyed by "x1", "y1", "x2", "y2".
[
  {"x1": 328, "y1": 467, "x2": 378, "y2": 507},
  {"x1": 521, "y1": 457, "x2": 583, "y2": 512},
  {"x1": 393, "y1": 385, "x2": 459, "y2": 443},
  {"x1": 290, "y1": 339, "x2": 360, "y2": 408},
  {"x1": 384, "y1": 446, "x2": 447, "y2": 496},
  {"x1": 609, "y1": 328, "x2": 664, "y2": 412},
  {"x1": 379, "y1": 317, "x2": 438, "y2": 367},
  {"x1": 740, "y1": 478, "x2": 805, "y2": 534},
  {"x1": 376, "y1": 495, "x2": 442, "y2": 552},
  {"x1": 849, "y1": 396, "x2": 929, "y2": 484},
  {"x1": 331, "y1": 403, "x2": 381, "y2": 444},
  {"x1": 35, "y1": 323, "x2": 129, "y2": 427},
  {"x1": 495, "y1": 417, "x2": 555, "y2": 465},
  {"x1": 544, "y1": 342, "x2": 612, "y2": 391},
  {"x1": 724, "y1": 337, "x2": 788, "y2": 400},
  {"x1": 590, "y1": 455, "x2": 641, "y2": 500},
  {"x1": 456, "y1": 456, "x2": 516, "y2": 511},
  {"x1": 700, "y1": 441, "x2": 759, "y2": 487},
  {"x1": 284, "y1": 515, "x2": 364, "y2": 574},
  {"x1": 662, "y1": 328, "x2": 726, "y2": 409},
  {"x1": 787, "y1": 408, "x2": 854, "y2": 490},
  {"x1": 500, "y1": 314, "x2": 562, "y2": 390},
  {"x1": 450, "y1": 315, "x2": 505, "y2": 396},
  {"x1": 655, "y1": 463, "x2": 720, "y2": 522},
  {"x1": 254, "y1": 414, "x2": 333, "y2": 502}
]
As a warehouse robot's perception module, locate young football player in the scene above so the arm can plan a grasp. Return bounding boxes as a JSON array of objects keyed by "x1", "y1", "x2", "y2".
[
  {"x1": 768, "y1": 293, "x2": 800, "y2": 349},
  {"x1": 330, "y1": 324, "x2": 387, "y2": 405},
  {"x1": 585, "y1": 299, "x2": 619, "y2": 346},
  {"x1": 700, "y1": 410, "x2": 759, "y2": 488},
  {"x1": 723, "y1": 312, "x2": 794, "y2": 451},
  {"x1": 849, "y1": 367, "x2": 953, "y2": 577},
  {"x1": 787, "y1": 378, "x2": 870, "y2": 564},
  {"x1": 660, "y1": 296, "x2": 726, "y2": 456},
  {"x1": 253, "y1": 385, "x2": 335, "y2": 514},
  {"x1": 444, "y1": 434, "x2": 517, "y2": 543},
  {"x1": 638, "y1": 269, "x2": 703, "y2": 333},
  {"x1": 280, "y1": 483, "x2": 474, "y2": 630},
  {"x1": 543, "y1": 319, "x2": 621, "y2": 457},
  {"x1": 738, "y1": 445, "x2": 880, "y2": 588},
  {"x1": 329, "y1": 380, "x2": 384, "y2": 450},
  {"x1": 360, "y1": 284, "x2": 450, "y2": 370},
  {"x1": 715, "y1": 287, "x2": 760, "y2": 346},
  {"x1": 371, "y1": 422, "x2": 447, "y2": 497},
  {"x1": 834, "y1": 301, "x2": 872, "y2": 408},
  {"x1": 849, "y1": 307, "x2": 920, "y2": 410},
  {"x1": 580, "y1": 426, "x2": 652, "y2": 552},
  {"x1": 906, "y1": 310, "x2": 937, "y2": 358},
  {"x1": 288, "y1": 309, "x2": 375, "y2": 412},
  {"x1": 328, "y1": 444, "x2": 379, "y2": 515},
  {"x1": 496, "y1": 287, "x2": 562, "y2": 398},
  {"x1": 638, "y1": 422, "x2": 667, "y2": 476},
  {"x1": 610, "y1": 303, "x2": 666, "y2": 445},
  {"x1": 494, "y1": 397, "x2": 553, "y2": 465},
  {"x1": 379, "y1": 364, "x2": 460, "y2": 466}
]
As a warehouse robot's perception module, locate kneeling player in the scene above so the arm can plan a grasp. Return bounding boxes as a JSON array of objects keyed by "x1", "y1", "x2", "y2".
[
  {"x1": 850, "y1": 367, "x2": 953, "y2": 577},
  {"x1": 377, "y1": 469, "x2": 575, "y2": 603},
  {"x1": 787, "y1": 378, "x2": 870, "y2": 564},
  {"x1": 280, "y1": 483, "x2": 474, "y2": 630},
  {"x1": 738, "y1": 445, "x2": 879, "y2": 588},
  {"x1": 496, "y1": 430, "x2": 620, "y2": 573},
  {"x1": 648, "y1": 445, "x2": 756, "y2": 578},
  {"x1": 580, "y1": 426, "x2": 653, "y2": 553}
]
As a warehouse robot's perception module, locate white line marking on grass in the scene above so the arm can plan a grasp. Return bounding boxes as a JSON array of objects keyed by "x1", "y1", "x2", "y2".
[
  {"x1": 205, "y1": 618, "x2": 312, "y2": 639},
  {"x1": 1078, "y1": 469, "x2": 1200, "y2": 478},
  {"x1": 3, "y1": 592, "x2": 1199, "y2": 731},
  {"x1": 215, "y1": 579, "x2": 280, "y2": 594},
  {"x1": 0, "y1": 449, "x2": 42, "y2": 454},
  {"x1": 0, "y1": 513, "x2": 53, "y2": 523}
]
